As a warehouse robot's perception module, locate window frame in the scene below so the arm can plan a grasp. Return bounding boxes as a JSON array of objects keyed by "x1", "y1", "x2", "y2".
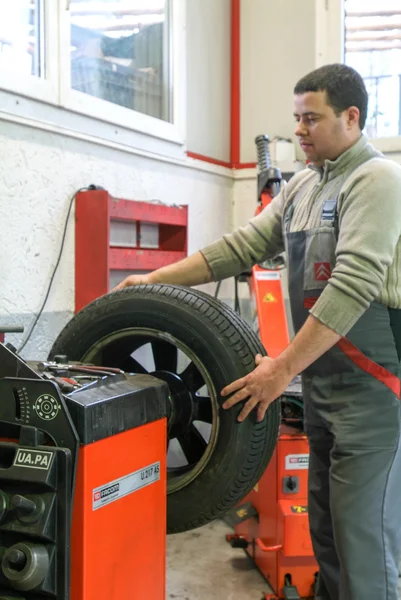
[
  {"x1": 0, "y1": 0, "x2": 185, "y2": 147},
  {"x1": 316, "y1": 0, "x2": 401, "y2": 152},
  {"x1": 0, "y1": 0, "x2": 59, "y2": 105},
  {"x1": 59, "y1": 0, "x2": 185, "y2": 144}
]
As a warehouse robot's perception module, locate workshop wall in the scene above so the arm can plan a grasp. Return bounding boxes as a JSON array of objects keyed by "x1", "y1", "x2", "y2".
[
  {"x1": 240, "y1": 0, "x2": 316, "y2": 164},
  {"x1": 186, "y1": 0, "x2": 231, "y2": 162},
  {"x1": 0, "y1": 122, "x2": 233, "y2": 360}
]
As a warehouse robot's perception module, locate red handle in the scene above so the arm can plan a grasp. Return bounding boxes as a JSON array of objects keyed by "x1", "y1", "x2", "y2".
[{"x1": 255, "y1": 538, "x2": 282, "y2": 552}]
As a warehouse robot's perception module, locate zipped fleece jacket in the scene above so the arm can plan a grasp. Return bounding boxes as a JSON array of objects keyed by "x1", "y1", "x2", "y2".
[{"x1": 200, "y1": 135, "x2": 401, "y2": 337}]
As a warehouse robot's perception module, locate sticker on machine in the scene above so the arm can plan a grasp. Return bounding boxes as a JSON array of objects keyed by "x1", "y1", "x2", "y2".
[
  {"x1": 285, "y1": 454, "x2": 309, "y2": 470},
  {"x1": 92, "y1": 462, "x2": 160, "y2": 511},
  {"x1": 254, "y1": 271, "x2": 280, "y2": 280},
  {"x1": 13, "y1": 449, "x2": 53, "y2": 470}
]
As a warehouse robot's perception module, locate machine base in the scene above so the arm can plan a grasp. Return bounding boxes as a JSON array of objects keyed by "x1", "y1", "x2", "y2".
[{"x1": 226, "y1": 427, "x2": 318, "y2": 600}]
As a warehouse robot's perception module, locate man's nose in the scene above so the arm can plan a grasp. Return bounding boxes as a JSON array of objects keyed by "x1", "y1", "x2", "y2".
[{"x1": 295, "y1": 121, "x2": 307, "y2": 137}]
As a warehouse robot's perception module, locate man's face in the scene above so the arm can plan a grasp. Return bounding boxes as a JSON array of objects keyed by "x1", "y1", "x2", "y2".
[{"x1": 293, "y1": 91, "x2": 357, "y2": 166}]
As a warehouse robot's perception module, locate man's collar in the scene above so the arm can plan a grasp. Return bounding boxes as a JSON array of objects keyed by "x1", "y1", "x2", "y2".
[{"x1": 308, "y1": 134, "x2": 368, "y2": 179}]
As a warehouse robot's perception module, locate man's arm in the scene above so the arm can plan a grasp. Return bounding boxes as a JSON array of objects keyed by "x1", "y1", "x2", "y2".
[
  {"x1": 114, "y1": 180, "x2": 293, "y2": 291},
  {"x1": 310, "y1": 158, "x2": 401, "y2": 335},
  {"x1": 222, "y1": 314, "x2": 340, "y2": 422},
  {"x1": 113, "y1": 251, "x2": 213, "y2": 290}
]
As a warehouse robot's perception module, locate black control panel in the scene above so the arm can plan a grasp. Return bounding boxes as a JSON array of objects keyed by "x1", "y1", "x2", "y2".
[{"x1": 0, "y1": 345, "x2": 79, "y2": 599}]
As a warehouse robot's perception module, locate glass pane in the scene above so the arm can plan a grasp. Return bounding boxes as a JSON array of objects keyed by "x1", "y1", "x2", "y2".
[
  {"x1": 344, "y1": 0, "x2": 401, "y2": 137},
  {"x1": 0, "y1": 0, "x2": 43, "y2": 78},
  {"x1": 69, "y1": 0, "x2": 171, "y2": 122}
]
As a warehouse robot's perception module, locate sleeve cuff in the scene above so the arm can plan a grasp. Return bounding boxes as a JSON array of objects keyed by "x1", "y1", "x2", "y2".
[
  {"x1": 200, "y1": 243, "x2": 244, "y2": 282},
  {"x1": 309, "y1": 284, "x2": 367, "y2": 336}
]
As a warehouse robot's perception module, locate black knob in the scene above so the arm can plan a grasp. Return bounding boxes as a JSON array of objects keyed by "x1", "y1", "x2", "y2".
[
  {"x1": 11, "y1": 495, "x2": 36, "y2": 515},
  {"x1": 7, "y1": 549, "x2": 27, "y2": 571},
  {"x1": 54, "y1": 354, "x2": 68, "y2": 364},
  {"x1": 0, "y1": 491, "x2": 9, "y2": 523},
  {"x1": 2, "y1": 542, "x2": 49, "y2": 590},
  {"x1": 287, "y1": 476, "x2": 297, "y2": 491}
]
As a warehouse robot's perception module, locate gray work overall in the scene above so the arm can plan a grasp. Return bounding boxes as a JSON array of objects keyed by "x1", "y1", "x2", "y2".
[{"x1": 284, "y1": 190, "x2": 401, "y2": 599}]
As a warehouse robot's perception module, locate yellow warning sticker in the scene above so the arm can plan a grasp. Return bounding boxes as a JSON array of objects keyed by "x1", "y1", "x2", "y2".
[
  {"x1": 263, "y1": 293, "x2": 277, "y2": 303},
  {"x1": 290, "y1": 505, "x2": 308, "y2": 514}
]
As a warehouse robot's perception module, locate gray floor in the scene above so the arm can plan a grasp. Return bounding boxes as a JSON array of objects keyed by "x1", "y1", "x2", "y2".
[
  {"x1": 167, "y1": 519, "x2": 401, "y2": 599},
  {"x1": 167, "y1": 520, "x2": 274, "y2": 599}
]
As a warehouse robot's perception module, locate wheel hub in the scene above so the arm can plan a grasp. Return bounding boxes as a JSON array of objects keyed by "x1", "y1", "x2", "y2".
[{"x1": 152, "y1": 370, "x2": 195, "y2": 439}]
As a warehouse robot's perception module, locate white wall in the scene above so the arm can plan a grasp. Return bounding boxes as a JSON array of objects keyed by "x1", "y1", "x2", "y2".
[
  {"x1": 186, "y1": 0, "x2": 231, "y2": 161},
  {"x1": 0, "y1": 122, "x2": 233, "y2": 359},
  {"x1": 240, "y1": 0, "x2": 316, "y2": 164}
]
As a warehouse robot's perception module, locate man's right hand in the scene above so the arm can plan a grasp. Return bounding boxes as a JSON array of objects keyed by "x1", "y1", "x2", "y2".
[
  {"x1": 112, "y1": 274, "x2": 151, "y2": 291},
  {"x1": 111, "y1": 252, "x2": 213, "y2": 293}
]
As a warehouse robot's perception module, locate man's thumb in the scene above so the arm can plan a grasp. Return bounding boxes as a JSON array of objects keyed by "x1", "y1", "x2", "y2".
[{"x1": 255, "y1": 353, "x2": 263, "y2": 366}]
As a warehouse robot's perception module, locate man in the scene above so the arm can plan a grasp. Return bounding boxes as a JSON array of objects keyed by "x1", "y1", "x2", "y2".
[{"x1": 114, "y1": 64, "x2": 401, "y2": 599}]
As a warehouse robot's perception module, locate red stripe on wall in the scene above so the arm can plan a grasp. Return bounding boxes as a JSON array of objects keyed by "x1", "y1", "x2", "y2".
[
  {"x1": 235, "y1": 162, "x2": 257, "y2": 169},
  {"x1": 186, "y1": 152, "x2": 256, "y2": 171},
  {"x1": 337, "y1": 337, "x2": 401, "y2": 398},
  {"x1": 231, "y1": 0, "x2": 241, "y2": 166},
  {"x1": 186, "y1": 152, "x2": 232, "y2": 169}
]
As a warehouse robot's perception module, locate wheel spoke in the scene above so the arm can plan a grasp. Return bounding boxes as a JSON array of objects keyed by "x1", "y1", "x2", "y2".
[
  {"x1": 177, "y1": 425, "x2": 207, "y2": 464},
  {"x1": 120, "y1": 356, "x2": 148, "y2": 374},
  {"x1": 193, "y1": 396, "x2": 213, "y2": 424},
  {"x1": 151, "y1": 340, "x2": 178, "y2": 372},
  {"x1": 181, "y1": 361, "x2": 205, "y2": 392}
]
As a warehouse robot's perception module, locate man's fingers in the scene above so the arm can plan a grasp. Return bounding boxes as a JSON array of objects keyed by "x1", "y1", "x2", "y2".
[
  {"x1": 221, "y1": 376, "x2": 247, "y2": 397},
  {"x1": 257, "y1": 402, "x2": 269, "y2": 422},
  {"x1": 222, "y1": 387, "x2": 249, "y2": 409},
  {"x1": 238, "y1": 397, "x2": 258, "y2": 422}
]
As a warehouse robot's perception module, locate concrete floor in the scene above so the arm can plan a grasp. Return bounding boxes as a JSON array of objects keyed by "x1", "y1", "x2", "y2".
[
  {"x1": 166, "y1": 520, "x2": 274, "y2": 600},
  {"x1": 167, "y1": 519, "x2": 401, "y2": 599}
]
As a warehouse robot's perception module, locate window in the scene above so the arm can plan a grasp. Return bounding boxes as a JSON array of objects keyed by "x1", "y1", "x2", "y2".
[
  {"x1": 69, "y1": 0, "x2": 172, "y2": 123},
  {"x1": 0, "y1": 1, "x2": 184, "y2": 146},
  {"x1": 0, "y1": 0, "x2": 44, "y2": 78},
  {"x1": 344, "y1": 0, "x2": 401, "y2": 138}
]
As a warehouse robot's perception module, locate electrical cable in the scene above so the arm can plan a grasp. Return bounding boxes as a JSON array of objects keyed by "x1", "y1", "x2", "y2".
[
  {"x1": 17, "y1": 185, "x2": 98, "y2": 353},
  {"x1": 214, "y1": 277, "x2": 241, "y2": 316},
  {"x1": 214, "y1": 280, "x2": 222, "y2": 299},
  {"x1": 284, "y1": 397, "x2": 304, "y2": 410},
  {"x1": 234, "y1": 276, "x2": 241, "y2": 315}
]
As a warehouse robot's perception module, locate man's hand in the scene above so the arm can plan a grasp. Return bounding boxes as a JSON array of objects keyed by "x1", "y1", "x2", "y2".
[
  {"x1": 111, "y1": 252, "x2": 213, "y2": 292},
  {"x1": 221, "y1": 354, "x2": 293, "y2": 422},
  {"x1": 112, "y1": 274, "x2": 151, "y2": 291}
]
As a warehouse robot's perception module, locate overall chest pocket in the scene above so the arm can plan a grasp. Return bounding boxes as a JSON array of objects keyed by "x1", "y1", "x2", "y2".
[{"x1": 304, "y1": 226, "x2": 337, "y2": 292}]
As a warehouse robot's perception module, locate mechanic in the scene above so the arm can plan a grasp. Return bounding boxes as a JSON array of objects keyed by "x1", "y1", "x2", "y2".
[{"x1": 114, "y1": 64, "x2": 401, "y2": 600}]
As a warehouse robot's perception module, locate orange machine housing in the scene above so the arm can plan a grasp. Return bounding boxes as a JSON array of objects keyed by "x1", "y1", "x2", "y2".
[
  {"x1": 229, "y1": 430, "x2": 317, "y2": 599},
  {"x1": 70, "y1": 418, "x2": 167, "y2": 600}
]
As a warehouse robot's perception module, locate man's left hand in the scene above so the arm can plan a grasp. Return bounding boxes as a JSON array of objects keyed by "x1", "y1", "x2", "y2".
[{"x1": 221, "y1": 354, "x2": 293, "y2": 422}]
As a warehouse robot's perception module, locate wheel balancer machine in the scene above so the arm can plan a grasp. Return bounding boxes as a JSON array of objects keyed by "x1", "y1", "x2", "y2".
[
  {"x1": 226, "y1": 136, "x2": 318, "y2": 600},
  {"x1": 0, "y1": 342, "x2": 168, "y2": 600}
]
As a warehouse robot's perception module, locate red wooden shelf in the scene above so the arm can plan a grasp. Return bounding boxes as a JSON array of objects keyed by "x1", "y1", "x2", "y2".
[{"x1": 75, "y1": 190, "x2": 188, "y2": 312}]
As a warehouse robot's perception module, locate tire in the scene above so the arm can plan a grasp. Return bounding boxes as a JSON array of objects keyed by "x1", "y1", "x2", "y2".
[{"x1": 49, "y1": 285, "x2": 280, "y2": 533}]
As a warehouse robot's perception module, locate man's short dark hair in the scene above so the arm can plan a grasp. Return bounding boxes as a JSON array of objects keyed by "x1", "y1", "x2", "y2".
[{"x1": 294, "y1": 64, "x2": 368, "y2": 130}]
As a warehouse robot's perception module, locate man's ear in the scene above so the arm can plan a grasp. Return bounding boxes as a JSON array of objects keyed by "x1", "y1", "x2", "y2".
[{"x1": 347, "y1": 106, "x2": 360, "y2": 129}]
